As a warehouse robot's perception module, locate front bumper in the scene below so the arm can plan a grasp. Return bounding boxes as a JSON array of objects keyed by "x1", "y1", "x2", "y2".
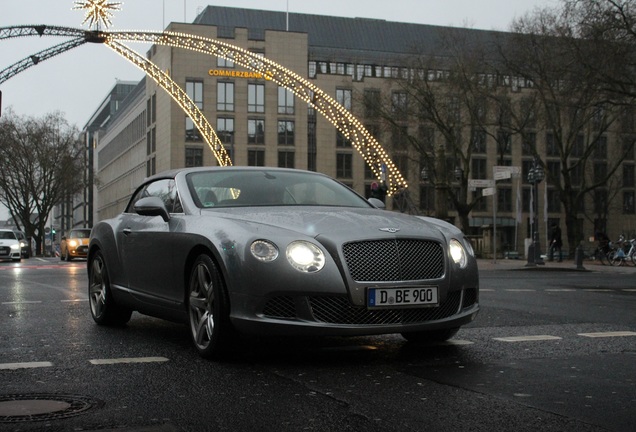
[{"x1": 230, "y1": 287, "x2": 479, "y2": 337}]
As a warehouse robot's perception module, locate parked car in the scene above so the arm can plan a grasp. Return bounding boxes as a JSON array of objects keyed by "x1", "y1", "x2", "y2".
[
  {"x1": 60, "y1": 228, "x2": 92, "y2": 261},
  {"x1": 0, "y1": 229, "x2": 22, "y2": 262},
  {"x1": 88, "y1": 167, "x2": 479, "y2": 358},
  {"x1": 14, "y1": 230, "x2": 30, "y2": 258}
]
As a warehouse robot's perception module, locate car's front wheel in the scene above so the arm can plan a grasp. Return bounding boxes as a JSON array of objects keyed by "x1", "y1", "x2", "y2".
[
  {"x1": 188, "y1": 254, "x2": 232, "y2": 358},
  {"x1": 88, "y1": 250, "x2": 132, "y2": 326},
  {"x1": 401, "y1": 327, "x2": 460, "y2": 343}
]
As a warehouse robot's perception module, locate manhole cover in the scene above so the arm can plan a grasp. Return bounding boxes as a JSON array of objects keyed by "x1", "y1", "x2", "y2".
[{"x1": 0, "y1": 394, "x2": 101, "y2": 423}]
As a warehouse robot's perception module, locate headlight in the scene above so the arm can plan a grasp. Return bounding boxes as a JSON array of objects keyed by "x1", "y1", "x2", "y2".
[
  {"x1": 19, "y1": 241, "x2": 27, "y2": 247},
  {"x1": 286, "y1": 241, "x2": 325, "y2": 273},
  {"x1": 449, "y1": 239, "x2": 467, "y2": 268},
  {"x1": 10, "y1": 244, "x2": 20, "y2": 251},
  {"x1": 250, "y1": 240, "x2": 279, "y2": 262},
  {"x1": 69, "y1": 240, "x2": 79, "y2": 247}
]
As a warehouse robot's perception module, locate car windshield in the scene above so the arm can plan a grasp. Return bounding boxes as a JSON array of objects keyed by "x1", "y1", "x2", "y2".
[
  {"x1": 187, "y1": 169, "x2": 372, "y2": 208},
  {"x1": 70, "y1": 229, "x2": 91, "y2": 239},
  {"x1": 0, "y1": 231, "x2": 17, "y2": 240}
]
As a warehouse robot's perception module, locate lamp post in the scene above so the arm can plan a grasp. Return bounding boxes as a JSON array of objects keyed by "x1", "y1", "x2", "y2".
[{"x1": 526, "y1": 158, "x2": 545, "y2": 266}]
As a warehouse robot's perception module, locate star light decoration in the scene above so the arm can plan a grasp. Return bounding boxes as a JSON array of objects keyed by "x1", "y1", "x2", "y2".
[{"x1": 73, "y1": 0, "x2": 122, "y2": 30}]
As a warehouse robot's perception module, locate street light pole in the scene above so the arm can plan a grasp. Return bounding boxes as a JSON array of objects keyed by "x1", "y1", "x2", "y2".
[{"x1": 526, "y1": 158, "x2": 545, "y2": 266}]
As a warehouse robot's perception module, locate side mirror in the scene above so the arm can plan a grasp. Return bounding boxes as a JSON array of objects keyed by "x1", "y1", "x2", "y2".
[
  {"x1": 134, "y1": 196, "x2": 171, "y2": 222},
  {"x1": 368, "y1": 197, "x2": 386, "y2": 209}
]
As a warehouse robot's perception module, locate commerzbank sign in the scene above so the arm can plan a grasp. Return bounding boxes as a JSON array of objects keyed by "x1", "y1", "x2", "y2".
[{"x1": 208, "y1": 69, "x2": 272, "y2": 80}]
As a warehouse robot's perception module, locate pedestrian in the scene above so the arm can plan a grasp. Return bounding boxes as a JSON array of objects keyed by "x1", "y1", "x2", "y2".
[
  {"x1": 550, "y1": 222, "x2": 562, "y2": 262},
  {"x1": 369, "y1": 181, "x2": 387, "y2": 203}
]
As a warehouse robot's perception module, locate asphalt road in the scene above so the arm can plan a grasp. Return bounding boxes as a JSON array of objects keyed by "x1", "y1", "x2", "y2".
[{"x1": 0, "y1": 257, "x2": 635, "y2": 432}]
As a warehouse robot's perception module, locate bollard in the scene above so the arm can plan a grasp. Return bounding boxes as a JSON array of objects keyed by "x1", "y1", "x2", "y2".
[
  {"x1": 526, "y1": 243, "x2": 536, "y2": 267},
  {"x1": 575, "y1": 244, "x2": 586, "y2": 270}
]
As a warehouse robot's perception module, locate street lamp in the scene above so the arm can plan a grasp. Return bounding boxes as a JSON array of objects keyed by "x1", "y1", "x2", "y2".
[{"x1": 526, "y1": 158, "x2": 545, "y2": 266}]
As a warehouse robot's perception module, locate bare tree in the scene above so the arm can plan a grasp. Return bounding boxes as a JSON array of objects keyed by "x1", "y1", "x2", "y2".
[
  {"x1": 0, "y1": 109, "x2": 83, "y2": 255},
  {"x1": 498, "y1": 4, "x2": 636, "y2": 256}
]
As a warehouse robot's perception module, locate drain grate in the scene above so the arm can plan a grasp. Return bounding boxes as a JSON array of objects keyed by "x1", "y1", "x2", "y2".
[{"x1": 0, "y1": 394, "x2": 101, "y2": 423}]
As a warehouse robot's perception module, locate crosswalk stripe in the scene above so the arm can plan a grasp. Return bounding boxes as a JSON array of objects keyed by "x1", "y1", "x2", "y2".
[
  {"x1": 89, "y1": 357, "x2": 169, "y2": 365},
  {"x1": 0, "y1": 361, "x2": 53, "y2": 370},
  {"x1": 493, "y1": 335, "x2": 562, "y2": 342},
  {"x1": 578, "y1": 331, "x2": 636, "y2": 338}
]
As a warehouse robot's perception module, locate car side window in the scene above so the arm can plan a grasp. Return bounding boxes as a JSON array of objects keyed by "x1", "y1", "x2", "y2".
[{"x1": 127, "y1": 179, "x2": 183, "y2": 214}]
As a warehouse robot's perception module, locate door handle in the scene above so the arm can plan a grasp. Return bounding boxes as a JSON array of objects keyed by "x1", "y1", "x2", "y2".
[{"x1": 123, "y1": 228, "x2": 132, "y2": 235}]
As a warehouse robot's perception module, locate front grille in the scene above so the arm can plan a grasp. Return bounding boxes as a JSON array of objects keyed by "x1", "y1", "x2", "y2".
[
  {"x1": 342, "y1": 239, "x2": 444, "y2": 282},
  {"x1": 462, "y1": 288, "x2": 478, "y2": 309},
  {"x1": 263, "y1": 296, "x2": 296, "y2": 319},
  {"x1": 309, "y1": 291, "x2": 461, "y2": 325},
  {"x1": 0, "y1": 246, "x2": 10, "y2": 256}
]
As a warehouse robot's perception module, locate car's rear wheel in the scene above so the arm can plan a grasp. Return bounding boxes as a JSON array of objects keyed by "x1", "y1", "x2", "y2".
[
  {"x1": 188, "y1": 254, "x2": 232, "y2": 358},
  {"x1": 401, "y1": 327, "x2": 460, "y2": 343},
  {"x1": 88, "y1": 250, "x2": 132, "y2": 326}
]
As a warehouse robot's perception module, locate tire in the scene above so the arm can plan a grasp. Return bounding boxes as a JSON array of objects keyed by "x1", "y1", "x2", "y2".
[
  {"x1": 401, "y1": 327, "x2": 460, "y2": 343},
  {"x1": 88, "y1": 250, "x2": 132, "y2": 326},
  {"x1": 187, "y1": 254, "x2": 232, "y2": 358}
]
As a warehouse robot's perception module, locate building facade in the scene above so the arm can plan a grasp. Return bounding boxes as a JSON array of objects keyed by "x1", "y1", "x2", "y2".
[{"x1": 87, "y1": 6, "x2": 636, "y2": 258}]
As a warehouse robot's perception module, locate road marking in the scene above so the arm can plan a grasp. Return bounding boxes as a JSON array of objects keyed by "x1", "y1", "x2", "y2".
[
  {"x1": 0, "y1": 361, "x2": 53, "y2": 370},
  {"x1": 89, "y1": 357, "x2": 169, "y2": 365},
  {"x1": 578, "y1": 331, "x2": 636, "y2": 338},
  {"x1": 583, "y1": 289, "x2": 613, "y2": 292},
  {"x1": 438, "y1": 339, "x2": 474, "y2": 346},
  {"x1": 545, "y1": 289, "x2": 576, "y2": 292},
  {"x1": 623, "y1": 289, "x2": 636, "y2": 292},
  {"x1": 60, "y1": 299, "x2": 89, "y2": 302},
  {"x1": 493, "y1": 335, "x2": 562, "y2": 342},
  {"x1": 505, "y1": 289, "x2": 536, "y2": 292},
  {"x1": 1, "y1": 301, "x2": 42, "y2": 305}
]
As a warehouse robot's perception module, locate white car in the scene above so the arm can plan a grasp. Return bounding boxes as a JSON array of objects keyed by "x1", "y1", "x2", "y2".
[{"x1": 0, "y1": 229, "x2": 22, "y2": 262}]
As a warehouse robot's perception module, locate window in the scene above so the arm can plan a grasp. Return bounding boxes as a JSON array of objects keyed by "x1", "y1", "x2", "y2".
[
  {"x1": 497, "y1": 187, "x2": 512, "y2": 212},
  {"x1": 594, "y1": 135, "x2": 608, "y2": 159},
  {"x1": 186, "y1": 80, "x2": 203, "y2": 141},
  {"x1": 278, "y1": 150, "x2": 295, "y2": 168},
  {"x1": 127, "y1": 179, "x2": 182, "y2": 214},
  {"x1": 217, "y1": 82, "x2": 234, "y2": 111},
  {"x1": 392, "y1": 125, "x2": 408, "y2": 152},
  {"x1": 278, "y1": 120, "x2": 295, "y2": 145},
  {"x1": 278, "y1": 87, "x2": 294, "y2": 115},
  {"x1": 336, "y1": 88, "x2": 352, "y2": 111},
  {"x1": 248, "y1": 119, "x2": 265, "y2": 144},
  {"x1": 248, "y1": 149, "x2": 265, "y2": 166},
  {"x1": 336, "y1": 153, "x2": 353, "y2": 178},
  {"x1": 547, "y1": 161, "x2": 561, "y2": 186},
  {"x1": 594, "y1": 162, "x2": 607, "y2": 184},
  {"x1": 497, "y1": 129, "x2": 512, "y2": 155},
  {"x1": 217, "y1": 55, "x2": 234, "y2": 68},
  {"x1": 391, "y1": 91, "x2": 408, "y2": 115},
  {"x1": 185, "y1": 147, "x2": 203, "y2": 167},
  {"x1": 217, "y1": 117, "x2": 234, "y2": 145},
  {"x1": 248, "y1": 84, "x2": 265, "y2": 113},
  {"x1": 472, "y1": 158, "x2": 487, "y2": 180},
  {"x1": 570, "y1": 161, "x2": 583, "y2": 187},
  {"x1": 364, "y1": 89, "x2": 381, "y2": 118},
  {"x1": 419, "y1": 185, "x2": 435, "y2": 211},
  {"x1": 624, "y1": 164, "x2": 635, "y2": 187},
  {"x1": 472, "y1": 129, "x2": 487, "y2": 154},
  {"x1": 624, "y1": 191, "x2": 635, "y2": 214},
  {"x1": 572, "y1": 134, "x2": 585, "y2": 157},
  {"x1": 336, "y1": 130, "x2": 351, "y2": 148},
  {"x1": 546, "y1": 133, "x2": 559, "y2": 157},
  {"x1": 522, "y1": 132, "x2": 536, "y2": 156},
  {"x1": 594, "y1": 189, "x2": 608, "y2": 214}
]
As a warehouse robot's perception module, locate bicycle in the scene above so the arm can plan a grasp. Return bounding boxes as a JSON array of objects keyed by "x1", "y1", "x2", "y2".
[
  {"x1": 608, "y1": 235, "x2": 636, "y2": 266},
  {"x1": 593, "y1": 240, "x2": 612, "y2": 265}
]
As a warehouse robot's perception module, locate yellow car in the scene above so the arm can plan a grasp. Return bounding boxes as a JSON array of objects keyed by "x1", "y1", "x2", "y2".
[{"x1": 60, "y1": 228, "x2": 91, "y2": 261}]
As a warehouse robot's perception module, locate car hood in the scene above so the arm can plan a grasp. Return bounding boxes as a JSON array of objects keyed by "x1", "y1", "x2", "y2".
[{"x1": 205, "y1": 207, "x2": 451, "y2": 242}]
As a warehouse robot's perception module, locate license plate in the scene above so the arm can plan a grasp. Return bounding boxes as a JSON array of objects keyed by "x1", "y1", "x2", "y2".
[{"x1": 367, "y1": 287, "x2": 438, "y2": 308}]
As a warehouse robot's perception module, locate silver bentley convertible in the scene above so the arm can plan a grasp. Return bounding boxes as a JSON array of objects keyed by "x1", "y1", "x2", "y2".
[{"x1": 88, "y1": 167, "x2": 479, "y2": 358}]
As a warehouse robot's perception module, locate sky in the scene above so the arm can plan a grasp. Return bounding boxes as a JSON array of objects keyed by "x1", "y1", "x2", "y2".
[{"x1": 0, "y1": 0, "x2": 557, "y2": 220}]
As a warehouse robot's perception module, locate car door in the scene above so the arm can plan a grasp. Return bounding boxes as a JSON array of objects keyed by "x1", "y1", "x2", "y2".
[{"x1": 120, "y1": 179, "x2": 184, "y2": 306}]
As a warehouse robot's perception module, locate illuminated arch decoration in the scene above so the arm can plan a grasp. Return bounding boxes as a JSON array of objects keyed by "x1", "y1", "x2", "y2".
[
  {"x1": 105, "y1": 31, "x2": 408, "y2": 194},
  {"x1": 0, "y1": 24, "x2": 409, "y2": 192}
]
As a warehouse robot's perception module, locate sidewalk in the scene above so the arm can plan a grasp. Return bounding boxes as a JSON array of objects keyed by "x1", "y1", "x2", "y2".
[{"x1": 477, "y1": 257, "x2": 636, "y2": 272}]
